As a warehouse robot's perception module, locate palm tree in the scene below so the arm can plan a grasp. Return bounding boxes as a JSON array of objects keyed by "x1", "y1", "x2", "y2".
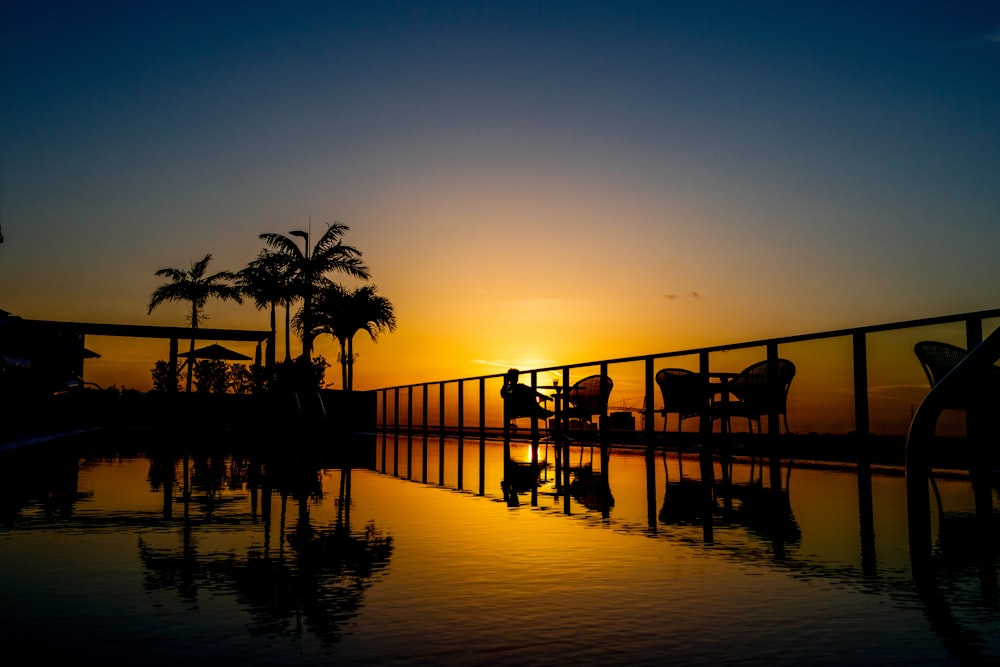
[
  {"x1": 259, "y1": 222, "x2": 370, "y2": 361},
  {"x1": 310, "y1": 283, "x2": 396, "y2": 390},
  {"x1": 236, "y1": 250, "x2": 295, "y2": 367},
  {"x1": 148, "y1": 253, "x2": 242, "y2": 392}
]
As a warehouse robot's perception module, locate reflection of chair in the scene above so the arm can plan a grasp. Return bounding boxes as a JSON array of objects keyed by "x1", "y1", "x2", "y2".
[
  {"x1": 564, "y1": 374, "x2": 613, "y2": 428},
  {"x1": 569, "y1": 463, "x2": 614, "y2": 513},
  {"x1": 655, "y1": 368, "x2": 707, "y2": 432},
  {"x1": 713, "y1": 359, "x2": 795, "y2": 434}
]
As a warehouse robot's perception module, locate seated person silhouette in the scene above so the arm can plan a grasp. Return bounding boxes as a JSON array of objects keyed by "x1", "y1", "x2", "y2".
[{"x1": 500, "y1": 368, "x2": 554, "y2": 422}]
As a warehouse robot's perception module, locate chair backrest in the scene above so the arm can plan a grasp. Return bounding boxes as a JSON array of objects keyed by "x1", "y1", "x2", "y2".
[
  {"x1": 655, "y1": 368, "x2": 705, "y2": 418},
  {"x1": 914, "y1": 341, "x2": 967, "y2": 387},
  {"x1": 730, "y1": 359, "x2": 796, "y2": 412},
  {"x1": 566, "y1": 374, "x2": 613, "y2": 417}
]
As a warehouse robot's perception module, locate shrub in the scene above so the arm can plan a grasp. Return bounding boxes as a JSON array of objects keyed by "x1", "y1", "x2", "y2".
[{"x1": 150, "y1": 360, "x2": 180, "y2": 393}]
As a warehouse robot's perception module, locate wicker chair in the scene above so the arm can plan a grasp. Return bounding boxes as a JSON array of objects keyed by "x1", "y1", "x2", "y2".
[
  {"x1": 713, "y1": 359, "x2": 796, "y2": 434},
  {"x1": 913, "y1": 341, "x2": 1000, "y2": 408},
  {"x1": 655, "y1": 368, "x2": 707, "y2": 431},
  {"x1": 564, "y1": 374, "x2": 614, "y2": 428}
]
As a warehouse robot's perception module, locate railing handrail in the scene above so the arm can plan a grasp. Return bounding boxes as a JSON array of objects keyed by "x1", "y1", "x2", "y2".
[{"x1": 374, "y1": 308, "x2": 1000, "y2": 391}]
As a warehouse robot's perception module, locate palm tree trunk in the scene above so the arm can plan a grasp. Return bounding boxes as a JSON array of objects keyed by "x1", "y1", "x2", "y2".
[
  {"x1": 187, "y1": 301, "x2": 198, "y2": 392},
  {"x1": 267, "y1": 303, "x2": 277, "y2": 370},
  {"x1": 347, "y1": 336, "x2": 355, "y2": 391},
  {"x1": 284, "y1": 303, "x2": 292, "y2": 363},
  {"x1": 338, "y1": 337, "x2": 348, "y2": 389}
]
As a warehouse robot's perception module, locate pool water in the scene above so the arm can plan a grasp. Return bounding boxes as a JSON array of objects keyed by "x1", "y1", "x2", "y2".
[{"x1": 1, "y1": 431, "x2": 997, "y2": 665}]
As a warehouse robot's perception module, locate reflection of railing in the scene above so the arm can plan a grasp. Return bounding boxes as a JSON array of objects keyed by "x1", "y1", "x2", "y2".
[
  {"x1": 381, "y1": 434, "x2": 999, "y2": 664},
  {"x1": 375, "y1": 308, "x2": 1000, "y2": 446}
]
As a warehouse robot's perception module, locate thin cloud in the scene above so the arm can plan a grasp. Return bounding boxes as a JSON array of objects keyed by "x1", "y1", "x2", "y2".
[
  {"x1": 943, "y1": 30, "x2": 1000, "y2": 49},
  {"x1": 473, "y1": 359, "x2": 558, "y2": 370},
  {"x1": 664, "y1": 292, "x2": 704, "y2": 301}
]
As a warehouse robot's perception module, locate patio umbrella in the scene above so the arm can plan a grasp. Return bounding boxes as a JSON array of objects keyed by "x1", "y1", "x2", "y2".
[{"x1": 177, "y1": 343, "x2": 252, "y2": 361}]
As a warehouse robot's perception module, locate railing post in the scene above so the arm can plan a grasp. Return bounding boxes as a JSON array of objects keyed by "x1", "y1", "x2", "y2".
[
  {"x1": 767, "y1": 342, "x2": 781, "y2": 490},
  {"x1": 852, "y1": 332, "x2": 870, "y2": 438},
  {"x1": 422, "y1": 383, "x2": 429, "y2": 483},
  {"x1": 697, "y1": 350, "x2": 714, "y2": 486},
  {"x1": 529, "y1": 371, "x2": 542, "y2": 506},
  {"x1": 457, "y1": 380, "x2": 465, "y2": 490},
  {"x1": 644, "y1": 355, "x2": 658, "y2": 530},
  {"x1": 438, "y1": 383, "x2": 446, "y2": 486},
  {"x1": 852, "y1": 331, "x2": 875, "y2": 575},
  {"x1": 644, "y1": 357, "x2": 655, "y2": 440},
  {"x1": 393, "y1": 387, "x2": 400, "y2": 477},
  {"x1": 380, "y1": 390, "x2": 387, "y2": 472},
  {"x1": 599, "y1": 361, "x2": 610, "y2": 429},
  {"x1": 966, "y1": 317, "x2": 984, "y2": 350},
  {"x1": 406, "y1": 385, "x2": 413, "y2": 480},
  {"x1": 965, "y1": 317, "x2": 986, "y2": 442},
  {"x1": 479, "y1": 377, "x2": 487, "y2": 496},
  {"x1": 561, "y1": 366, "x2": 571, "y2": 514},
  {"x1": 698, "y1": 350, "x2": 711, "y2": 434}
]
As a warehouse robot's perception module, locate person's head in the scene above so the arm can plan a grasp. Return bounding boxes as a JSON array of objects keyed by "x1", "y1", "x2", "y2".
[{"x1": 505, "y1": 368, "x2": 520, "y2": 385}]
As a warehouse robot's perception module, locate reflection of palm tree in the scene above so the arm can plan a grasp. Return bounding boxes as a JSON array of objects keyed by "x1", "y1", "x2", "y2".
[
  {"x1": 148, "y1": 254, "x2": 242, "y2": 392},
  {"x1": 146, "y1": 451, "x2": 177, "y2": 519},
  {"x1": 308, "y1": 284, "x2": 396, "y2": 390},
  {"x1": 259, "y1": 223, "x2": 370, "y2": 361},
  {"x1": 138, "y1": 454, "x2": 393, "y2": 647},
  {"x1": 236, "y1": 251, "x2": 295, "y2": 367}
]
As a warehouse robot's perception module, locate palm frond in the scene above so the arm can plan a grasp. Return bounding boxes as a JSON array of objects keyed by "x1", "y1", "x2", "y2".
[{"x1": 259, "y1": 232, "x2": 304, "y2": 257}]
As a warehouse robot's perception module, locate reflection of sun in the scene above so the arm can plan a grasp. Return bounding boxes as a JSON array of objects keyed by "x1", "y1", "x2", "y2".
[{"x1": 521, "y1": 444, "x2": 546, "y2": 464}]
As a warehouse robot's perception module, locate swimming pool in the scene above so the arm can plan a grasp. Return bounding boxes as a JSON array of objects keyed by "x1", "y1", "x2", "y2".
[{"x1": 1, "y1": 430, "x2": 996, "y2": 665}]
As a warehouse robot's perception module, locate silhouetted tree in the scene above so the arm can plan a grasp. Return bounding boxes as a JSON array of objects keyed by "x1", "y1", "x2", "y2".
[
  {"x1": 308, "y1": 284, "x2": 396, "y2": 390},
  {"x1": 236, "y1": 251, "x2": 295, "y2": 366},
  {"x1": 193, "y1": 359, "x2": 229, "y2": 394},
  {"x1": 228, "y1": 364, "x2": 255, "y2": 395},
  {"x1": 147, "y1": 254, "x2": 242, "y2": 392},
  {"x1": 150, "y1": 360, "x2": 181, "y2": 393},
  {"x1": 258, "y1": 223, "x2": 370, "y2": 362}
]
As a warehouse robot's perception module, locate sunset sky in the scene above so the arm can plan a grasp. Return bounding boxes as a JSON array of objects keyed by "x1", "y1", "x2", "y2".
[{"x1": 2, "y1": 1, "x2": 999, "y2": 394}]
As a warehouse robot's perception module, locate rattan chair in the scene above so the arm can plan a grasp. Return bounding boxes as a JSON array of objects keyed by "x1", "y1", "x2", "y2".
[
  {"x1": 655, "y1": 368, "x2": 707, "y2": 431},
  {"x1": 915, "y1": 341, "x2": 970, "y2": 388},
  {"x1": 564, "y1": 374, "x2": 614, "y2": 428},
  {"x1": 713, "y1": 359, "x2": 796, "y2": 434},
  {"x1": 913, "y1": 340, "x2": 1000, "y2": 409}
]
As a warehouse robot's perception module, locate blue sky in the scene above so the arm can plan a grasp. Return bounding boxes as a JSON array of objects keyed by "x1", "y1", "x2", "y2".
[{"x1": 2, "y1": 1, "x2": 999, "y2": 389}]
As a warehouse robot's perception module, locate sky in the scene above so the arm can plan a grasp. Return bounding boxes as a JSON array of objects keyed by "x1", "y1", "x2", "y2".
[{"x1": 2, "y1": 1, "x2": 999, "y2": 394}]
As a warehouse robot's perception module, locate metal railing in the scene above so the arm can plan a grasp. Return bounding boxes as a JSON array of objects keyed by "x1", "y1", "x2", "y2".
[{"x1": 374, "y1": 308, "x2": 1000, "y2": 447}]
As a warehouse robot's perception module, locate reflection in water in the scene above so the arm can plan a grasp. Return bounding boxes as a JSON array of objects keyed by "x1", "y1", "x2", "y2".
[
  {"x1": 908, "y1": 465, "x2": 1000, "y2": 665},
  {"x1": 0, "y1": 434, "x2": 395, "y2": 654},
  {"x1": 2, "y1": 430, "x2": 998, "y2": 664},
  {"x1": 136, "y1": 452, "x2": 394, "y2": 646},
  {"x1": 383, "y1": 432, "x2": 1000, "y2": 663},
  {"x1": 568, "y1": 462, "x2": 614, "y2": 514},
  {"x1": 655, "y1": 452, "x2": 800, "y2": 554}
]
